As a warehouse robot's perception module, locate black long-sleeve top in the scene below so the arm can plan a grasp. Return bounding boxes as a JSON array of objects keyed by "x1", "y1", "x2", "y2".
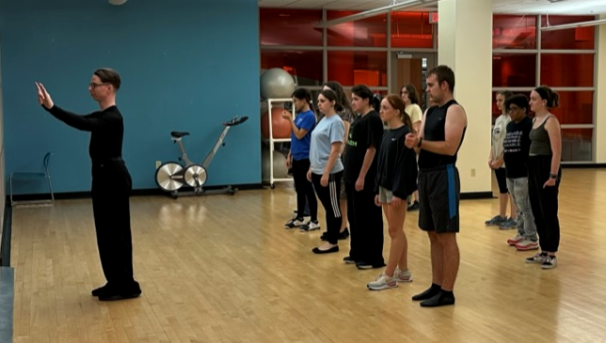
[
  {"x1": 44, "y1": 105, "x2": 124, "y2": 163},
  {"x1": 374, "y1": 125, "x2": 418, "y2": 199}
]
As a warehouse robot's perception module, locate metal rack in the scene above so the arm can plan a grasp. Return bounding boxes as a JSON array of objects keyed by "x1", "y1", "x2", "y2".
[{"x1": 262, "y1": 98, "x2": 294, "y2": 188}]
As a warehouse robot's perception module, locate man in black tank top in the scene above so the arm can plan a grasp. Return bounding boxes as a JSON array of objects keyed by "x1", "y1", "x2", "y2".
[
  {"x1": 36, "y1": 69, "x2": 142, "y2": 302},
  {"x1": 405, "y1": 65, "x2": 467, "y2": 307}
]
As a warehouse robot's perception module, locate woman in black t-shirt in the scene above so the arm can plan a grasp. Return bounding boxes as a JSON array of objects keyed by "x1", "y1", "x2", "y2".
[{"x1": 367, "y1": 95, "x2": 418, "y2": 291}]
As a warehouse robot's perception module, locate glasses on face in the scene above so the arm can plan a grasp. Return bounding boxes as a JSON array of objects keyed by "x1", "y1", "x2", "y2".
[
  {"x1": 508, "y1": 106, "x2": 521, "y2": 113},
  {"x1": 89, "y1": 82, "x2": 107, "y2": 89}
]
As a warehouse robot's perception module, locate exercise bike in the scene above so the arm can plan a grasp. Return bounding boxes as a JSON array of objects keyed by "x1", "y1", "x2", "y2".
[{"x1": 155, "y1": 115, "x2": 249, "y2": 198}]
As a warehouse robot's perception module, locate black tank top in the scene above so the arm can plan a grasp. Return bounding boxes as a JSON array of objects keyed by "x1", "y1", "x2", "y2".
[{"x1": 418, "y1": 99, "x2": 466, "y2": 170}]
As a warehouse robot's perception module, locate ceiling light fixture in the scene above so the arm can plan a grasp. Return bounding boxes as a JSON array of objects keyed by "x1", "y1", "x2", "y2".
[
  {"x1": 318, "y1": 0, "x2": 440, "y2": 28},
  {"x1": 109, "y1": 0, "x2": 128, "y2": 5},
  {"x1": 541, "y1": 18, "x2": 606, "y2": 31}
]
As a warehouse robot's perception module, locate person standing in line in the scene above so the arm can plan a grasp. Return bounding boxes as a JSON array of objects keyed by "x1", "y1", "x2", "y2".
[
  {"x1": 320, "y1": 81, "x2": 353, "y2": 240},
  {"x1": 502, "y1": 94, "x2": 539, "y2": 251},
  {"x1": 307, "y1": 89, "x2": 345, "y2": 254},
  {"x1": 401, "y1": 84, "x2": 422, "y2": 212},
  {"x1": 343, "y1": 85, "x2": 386, "y2": 270},
  {"x1": 367, "y1": 94, "x2": 418, "y2": 291},
  {"x1": 486, "y1": 91, "x2": 518, "y2": 229},
  {"x1": 404, "y1": 65, "x2": 467, "y2": 307},
  {"x1": 524, "y1": 86, "x2": 562, "y2": 269},
  {"x1": 283, "y1": 88, "x2": 320, "y2": 231},
  {"x1": 36, "y1": 68, "x2": 142, "y2": 301}
]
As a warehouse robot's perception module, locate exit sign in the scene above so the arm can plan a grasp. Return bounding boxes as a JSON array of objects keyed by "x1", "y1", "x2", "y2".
[{"x1": 429, "y1": 12, "x2": 438, "y2": 24}]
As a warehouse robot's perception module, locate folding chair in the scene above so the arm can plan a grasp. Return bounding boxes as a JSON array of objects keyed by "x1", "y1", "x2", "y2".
[{"x1": 9, "y1": 152, "x2": 55, "y2": 207}]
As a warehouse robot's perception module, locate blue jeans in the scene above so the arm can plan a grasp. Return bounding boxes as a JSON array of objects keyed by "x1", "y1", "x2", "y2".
[{"x1": 506, "y1": 177, "x2": 537, "y2": 241}]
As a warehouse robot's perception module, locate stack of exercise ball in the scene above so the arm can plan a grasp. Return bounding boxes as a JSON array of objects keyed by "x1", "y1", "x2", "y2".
[{"x1": 260, "y1": 68, "x2": 296, "y2": 180}]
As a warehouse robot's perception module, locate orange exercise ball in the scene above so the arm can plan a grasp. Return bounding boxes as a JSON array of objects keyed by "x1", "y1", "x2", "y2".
[{"x1": 261, "y1": 107, "x2": 292, "y2": 139}]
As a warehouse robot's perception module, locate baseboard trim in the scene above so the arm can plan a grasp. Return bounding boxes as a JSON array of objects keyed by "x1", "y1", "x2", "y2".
[
  {"x1": 0, "y1": 266, "x2": 14, "y2": 342},
  {"x1": 461, "y1": 191, "x2": 493, "y2": 200},
  {"x1": 1, "y1": 206, "x2": 12, "y2": 267},
  {"x1": 8, "y1": 183, "x2": 265, "y2": 202},
  {"x1": 561, "y1": 163, "x2": 606, "y2": 169}
]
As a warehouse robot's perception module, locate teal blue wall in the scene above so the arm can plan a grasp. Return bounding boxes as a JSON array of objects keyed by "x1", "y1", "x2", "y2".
[{"x1": 0, "y1": 0, "x2": 260, "y2": 194}]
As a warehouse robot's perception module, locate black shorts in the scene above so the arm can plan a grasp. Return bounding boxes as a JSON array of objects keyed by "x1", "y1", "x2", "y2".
[
  {"x1": 494, "y1": 167, "x2": 508, "y2": 194},
  {"x1": 418, "y1": 164, "x2": 460, "y2": 233}
]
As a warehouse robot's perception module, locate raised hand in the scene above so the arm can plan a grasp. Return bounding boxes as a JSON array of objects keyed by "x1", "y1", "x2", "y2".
[{"x1": 35, "y1": 82, "x2": 54, "y2": 109}]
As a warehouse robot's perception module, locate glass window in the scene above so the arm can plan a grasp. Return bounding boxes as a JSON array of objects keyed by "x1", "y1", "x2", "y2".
[
  {"x1": 261, "y1": 50, "x2": 323, "y2": 86},
  {"x1": 493, "y1": 53, "x2": 537, "y2": 87},
  {"x1": 327, "y1": 51, "x2": 387, "y2": 87},
  {"x1": 391, "y1": 12, "x2": 434, "y2": 48},
  {"x1": 326, "y1": 11, "x2": 387, "y2": 47},
  {"x1": 260, "y1": 8, "x2": 323, "y2": 46},
  {"x1": 540, "y1": 54, "x2": 594, "y2": 88},
  {"x1": 548, "y1": 91, "x2": 594, "y2": 125},
  {"x1": 493, "y1": 15, "x2": 537, "y2": 49},
  {"x1": 540, "y1": 15, "x2": 595, "y2": 50},
  {"x1": 561, "y1": 129, "x2": 592, "y2": 162}
]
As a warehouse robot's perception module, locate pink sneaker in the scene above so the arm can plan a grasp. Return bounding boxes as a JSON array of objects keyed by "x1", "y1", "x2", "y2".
[
  {"x1": 516, "y1": 239, "x2": 539, "y2": 251},
  {"x1": 507, "y1": 234, "x2": 524, "y2": 246}
]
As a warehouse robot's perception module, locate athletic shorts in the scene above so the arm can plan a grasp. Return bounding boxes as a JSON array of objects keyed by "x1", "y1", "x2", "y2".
[
  {"x1": 378, "y1": 186, "x2": 393, "y2": 204},
  {"x1": 494, "y1": 167, "x2": 508, "y2": 194},
  {"x1": 418, "y1": 164, "x2": 460, "y2": 233}
]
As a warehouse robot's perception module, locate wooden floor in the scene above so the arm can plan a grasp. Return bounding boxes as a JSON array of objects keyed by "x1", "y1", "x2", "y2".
[{"x1": 9, "y1": 169, "x2": 606, "y2": 343}]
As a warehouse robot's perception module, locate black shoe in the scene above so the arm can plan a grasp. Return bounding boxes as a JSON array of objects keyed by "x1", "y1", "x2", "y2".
[
  {"x1": 321, "y1": 228, "x2": 350, "y2": 241},
  {"x1": 355, "y1": 261, "x2": 385, "y2": 270},
  {"x1": 98, "y1": 290, "x2": 142, "y2": 302},
  {"x1": 412, "y1": 284, "x2": 442, "y2": 301},
  {"x1": 420, "y1": 290, "x2": 455, "y2": 307},
  {"x1": 343, "y1": 256, "x2": 356, "y2": 264},
  {"x1": 91, "y1": 283, "x2": 110, "y2": 297},
  {"x1": 312, "y1": 245, "x2": 339, "y2": 254},
  {"x1": 407, "y1": 201, "x2": 420, "y2": 212}
]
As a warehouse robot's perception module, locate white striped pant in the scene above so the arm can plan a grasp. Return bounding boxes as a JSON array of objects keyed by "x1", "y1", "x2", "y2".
[{"x1": 311, "y1": 171, "x2": 343, "y2": 244}]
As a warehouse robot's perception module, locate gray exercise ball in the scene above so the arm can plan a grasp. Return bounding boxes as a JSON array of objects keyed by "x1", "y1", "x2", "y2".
[{"x1": 260, "y1": 68, "x2": 296, "y2": 99}]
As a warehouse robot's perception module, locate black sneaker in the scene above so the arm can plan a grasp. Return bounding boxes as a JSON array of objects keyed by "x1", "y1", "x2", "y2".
[
  {"x1": 343, "y1": 256, "x2": 356, "y2": 264},
  {"x1": 407, "y1": 201, "x2": 420, "y2": 211},
  {"x1": 321, "y1": 228, "x2": 349, "y2": 241},
  {"x1": 356, "y1": 261, "x2": 385, "y2": 270}
]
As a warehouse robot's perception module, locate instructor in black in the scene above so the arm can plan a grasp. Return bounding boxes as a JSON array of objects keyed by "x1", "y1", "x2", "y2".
[
  {"x1": 405, "y1": 65, "x2": 467, "y2": 307},
  {"x1": 35, "y1": 68, "x2": 142, "y2": 301}
]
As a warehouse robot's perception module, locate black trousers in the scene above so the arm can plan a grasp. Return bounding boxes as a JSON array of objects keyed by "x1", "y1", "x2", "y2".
[
  {"x1": 312, "y1": 172, "x2": 342, "y2": 245},
  {"x1": 528, "y1": 155, "x2": 561, "y2": 253},
  {"x1": 346, "y1": 182, "x2": 384, "y2": 265},
  {"x1": 91, "y1": 159, "x2": 140, "y2": 291},
  {"x1": 292, "y1": 158, "x2": 317, "y2": 221}
]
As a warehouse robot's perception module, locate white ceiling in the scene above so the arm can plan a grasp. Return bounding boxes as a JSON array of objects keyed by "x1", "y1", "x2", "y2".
[{"x1": 258, "y1": 0, "x2": 606, "y2": 15}]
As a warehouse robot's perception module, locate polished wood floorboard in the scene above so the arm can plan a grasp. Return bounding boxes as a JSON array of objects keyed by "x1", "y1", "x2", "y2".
[{"x1": 9, "y1": 169, "x2": 606, "y2": 343}]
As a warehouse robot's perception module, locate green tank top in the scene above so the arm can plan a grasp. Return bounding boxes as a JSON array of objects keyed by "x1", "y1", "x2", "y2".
[{"x1": 529, "y1": 116, "x2": 552, "y2": 155}]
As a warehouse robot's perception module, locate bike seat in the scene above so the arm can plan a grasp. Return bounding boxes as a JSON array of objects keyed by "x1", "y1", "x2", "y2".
[{"x1": 170, "y1": 131, "x2": 190, "y2": 138}]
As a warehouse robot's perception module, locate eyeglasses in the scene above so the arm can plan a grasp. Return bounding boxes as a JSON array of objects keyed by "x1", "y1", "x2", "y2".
[
  {"x1": 508, "y1": 106, "x2": 521, "y2": 112},
  {"x1": 89, "y1": 82, "x2": 108, "y2": 89}
]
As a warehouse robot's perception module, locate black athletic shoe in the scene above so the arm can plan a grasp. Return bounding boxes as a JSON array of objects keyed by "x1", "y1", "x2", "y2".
[
  {"x1": 356, "y1": 261, "x2": 385, "y2": 270},
  {"x1": 412, "y1": 284, "x2": 442, "y2": 301},
  {"x1": 98, "y1": 290, "x2": 142, "y2": 302},
  {"x1": 343, "y1": 256, "x2": 356, "y2": 264},
  {"x1": 91, "y1": 284, "x2": 110, "y2": 297},
  {"x1": 420, "y1": 290, "x2": 455, "y2": 307},
  {"x1": 321, "y1": 228, "x2": 350, "y2": 241}
]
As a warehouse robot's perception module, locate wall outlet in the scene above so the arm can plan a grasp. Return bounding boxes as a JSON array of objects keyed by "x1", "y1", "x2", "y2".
[
  {"x1": 156, "y1": 160, "x2": 162, "y2": 169},
  {"x1": 471, "y1": 168, "x2": 476, "y2": 177}
]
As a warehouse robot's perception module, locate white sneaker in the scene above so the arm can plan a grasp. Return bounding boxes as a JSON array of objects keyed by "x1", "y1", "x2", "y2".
[
  {"x1": 300, "y1": 220, "x2": 320, "y2": 232},
  {"x1": 367, "y1": 273, "x2": 398, "y2": 291},
  {"x1": 285, "y1": 217, "x2": 305, "y2": 229},
  {"x1": 394, "y1": 268, "x2": 413, "y2": 282}
]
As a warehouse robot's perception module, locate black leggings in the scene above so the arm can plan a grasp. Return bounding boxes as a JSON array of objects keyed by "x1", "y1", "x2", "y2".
[
  {"x1": 292, "y1": 158, "x2": 317, "y2": 221},
  {"x1": 528, "y1": 155, "x2": 561, "y2": 253},
  {"x1": 312, "y1": 172, "x2": 342, "y2": 245}
]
